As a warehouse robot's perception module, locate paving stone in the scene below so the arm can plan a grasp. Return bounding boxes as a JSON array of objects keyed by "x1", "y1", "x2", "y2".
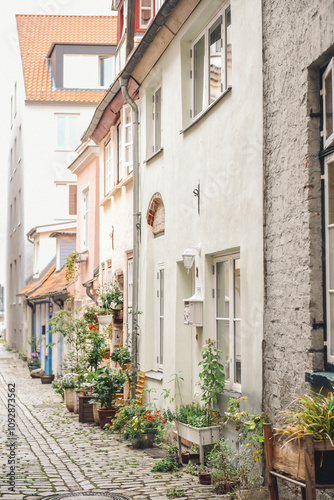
[{"x1": 0, "y1": 345, "x2": 227, "y2": 499}]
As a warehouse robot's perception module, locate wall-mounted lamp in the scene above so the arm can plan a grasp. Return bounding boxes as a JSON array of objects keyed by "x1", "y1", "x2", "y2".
[{"x1": 182, "y1": 244, "x2": 201, "y2": 272}]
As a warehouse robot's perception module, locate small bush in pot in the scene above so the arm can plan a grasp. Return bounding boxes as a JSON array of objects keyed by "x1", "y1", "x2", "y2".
[
  {"x1": 123, "y1": 409, "x2": 165, "y2": 445},
  {"x1": 97, "y1": 281, "x2": 123, "y2": 315},
  {"x1": 89, "y1": 367, "x2": 125, "y2": 410},
  {"x1": 110, "y1": 345, "x2": 131, "y2": 369}
]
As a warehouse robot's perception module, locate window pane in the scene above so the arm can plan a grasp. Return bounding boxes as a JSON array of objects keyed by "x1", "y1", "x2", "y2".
[
  {"x1": 141, "y1": 0, "x2": 153, "y2": 26},
  {"x1": 154, "y1": 87, "x2": 162, "y2": 151},
  {"x1": 209, "y1": 17, "x2": 222, "y2": 104},
  {"x1": 217, "y1": 319, "x2": 230, "y2": 380},
  {"x1": 100, "y1": 57, "x2": 114, "y2": 87},
  {"x1": 68, "y1": 116, "x2": 78, "y2": 149},
  {"x1": 234, "y1": 320, "x2": 241, "y2": 384},
  {"x1": 226, "y1": 6, "x2": 232, "y2": 88},
  {"x1": 325, "y1": 69, "x2": 333, "y2": 141},
  {"x1": 234, "y1": 258, "x2": 240, "y2": 318},
  {"x1": 329, "y1": 228, "x2": 334, "y2": 289},
  {"x1": 217, "y1": 261, "x2": 229, "y2": 318},
  {"x1": 160, "y1": 317, "x2": 164, "y2": 364},
  {"x1": 328, "y1": 162, "x2": 334, "y2": 224},
  {"x1": 194, "y1": 35, "x2": 205, "y2": 116},
  {"x1": 57, "y1": 116, "x2": 66, "y2": 148},
  {"x1": 160, "y1": 269, "x2": 164, "y2": 316}
]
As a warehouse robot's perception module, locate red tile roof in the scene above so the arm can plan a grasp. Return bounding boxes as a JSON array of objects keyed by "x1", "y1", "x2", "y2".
[
  {"x1": 16, "y1": 15, "x2": 118, "y2": 102},
  {"x1": 28, "y1": 266, "x2": 69, "y2": 299},
  {"x1": 17, "y1": 265, "x2": 56, "y2": 296}
]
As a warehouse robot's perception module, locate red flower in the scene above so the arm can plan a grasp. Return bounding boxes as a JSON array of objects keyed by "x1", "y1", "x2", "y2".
[
  {"x1": 147, "y1": 415, "x2": 153, "y2": 421},
  {"x1": 81, "y1": 390, "x2": 85, "y2": 394}
]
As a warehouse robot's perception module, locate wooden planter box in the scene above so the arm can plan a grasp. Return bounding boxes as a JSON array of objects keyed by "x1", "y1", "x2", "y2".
[
  {"x1": 264, "y1": 423, "x2": 334, "y2": 500},
  {"x1": 176, "y1": 421, "x2": 221, "y2": 464},
  {"x1": 78, "y1": 396, "x2": 94, "y2": 423}
]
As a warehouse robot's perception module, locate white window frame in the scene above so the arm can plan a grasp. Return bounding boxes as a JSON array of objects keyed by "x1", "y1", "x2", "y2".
[
  {"x1": 139, "y1": 0, "x2": 154, "y2": 30},
  {"x1": 81, "y1": 187, "x2": 89, "y2": 251},
  {"x1": 56, "y1": 114, "x2": 79, "y2": 151},
  {"x1": 191, "y1": 2, "x2": 231, "y2": 118},
  {"x1": 155, "y1": 0, "x2": 164, "y2": 12},
  {"x1": 123, "y1": 105, "x2": 133, "y2": 175},
  {"x1": 214, "y1": 253, "x2": 240, "y2": 392},
  {"x1": 323, "y1": 58, "x2": 334, "y2": 149},
  {"x1": 153, "y1": 85, "x2": 162, "y2": 153},
  {"x1": 157, "y1": 265, "x2": 165, "y2": 371},
  {"x1": 324, "y1": 154, "x2": 334, "y2": 364},
  {"x1": 104, "y1": 137, "x2": 112, "y2": 195}
]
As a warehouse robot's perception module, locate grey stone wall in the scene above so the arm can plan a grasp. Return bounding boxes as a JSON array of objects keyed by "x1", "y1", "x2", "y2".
[
  {"x1": 263, "y1": 0, "x2": 334, "y2": 414},
  {"x1": 263, "y1": 4, "x2": 334, "y2": 496}
]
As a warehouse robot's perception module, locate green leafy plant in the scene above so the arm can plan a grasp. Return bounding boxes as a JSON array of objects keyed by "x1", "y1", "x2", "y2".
[
  {"x1": 163, "y1": 403, "x2": 218, "y2": 428},
  {"x1": 65, "y1": 251, "x2": 80, "y2": 282},
  {"x1": 89, "y1": 367, "x2": 125, "y2": 409},
  {"x1": 198, "y1": 338, "x2": 225, "y2": 425},
  {"x1": 110, "y1": 345, "x2": 131, "y2": 368},
  {"x1": 277, "y1": 391, "x2": 334, "y2": 443},
  {"x1": 83, "y1": 306, "x2": 98, "y2": 325},
  {"x1": 97, "y1": 281, "x2": 123, "y2": 315},
  {"x1": 28, "y1": 353, "x2": 41, "y2": 367},
  {"x1": 123, "y1": 409, "x2": 165, "y2": 441},
  {"x1": 166, "y1": 486, "x2": 187, "y2": 498},
  {"x1": 225, "y1": 397, "x2": 269, "y2": 461},
  {"x1": 151, "y1": 446, "x2": 179, "y2": 473},
  {"x1": 207, "y1": 438, "x2": 262, "y2": 494}
]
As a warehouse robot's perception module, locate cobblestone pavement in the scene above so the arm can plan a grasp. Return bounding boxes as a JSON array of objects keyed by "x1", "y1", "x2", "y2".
[{"x1": 0, "y1": 344, "x2": 227, "y2": 500}]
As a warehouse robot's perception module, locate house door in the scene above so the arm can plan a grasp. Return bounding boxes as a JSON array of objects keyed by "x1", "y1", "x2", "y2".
[{"x1": 45, "y1": 312, "x2": 53, "y2": 375}]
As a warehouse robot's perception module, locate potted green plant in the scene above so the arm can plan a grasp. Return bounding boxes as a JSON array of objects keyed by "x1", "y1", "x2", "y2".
[
  {"x1": 27, "y1": 353, "x2": 41, "y2": 371},
  {"x1": 110, "y1": 345, "x2": 131, "y2": 369},
  {"x1": 89, "y1": 367, "x2": 126, "y2": 428},
  {"x1": 62, "y1": 374, "x2": 78, "y2": 412},
  {"x1": 123, "y1": 409, "x2": 166, "y2": 448},
  {"x1": 264, "y1": 391, "x2": 334, "y2": 495},
  {"x1": 172, "y1": 339, "x2": 225, "y2": 464},
  {"x1": 96, "y1": 282, "x2": 123, "y2": 325}
]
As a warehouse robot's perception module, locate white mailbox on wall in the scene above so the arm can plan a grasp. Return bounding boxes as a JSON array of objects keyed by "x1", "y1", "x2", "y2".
[{"x1": 183, "y1": 287, "x2": 203, "y2": 327}]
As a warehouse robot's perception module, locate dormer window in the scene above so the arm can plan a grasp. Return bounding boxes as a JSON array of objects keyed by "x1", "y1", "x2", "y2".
[{"x1": 47, "y1": 44, "x2": 116, "y2": 90}]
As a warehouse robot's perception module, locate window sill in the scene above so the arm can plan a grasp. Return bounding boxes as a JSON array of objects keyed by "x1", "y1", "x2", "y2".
[
  {"x1": 118, "y1": 171, "x2": 133, "y2": 187},
  {"x1": 305, "y1": 370, "x2": 334, "y2": 387},
  {"x1": 145, "y1": 370, "x2": 163, "y2": 381},
  {"x1": 180, "y1": 87, "x2": 232, "y2": 135},
  {"x1": 144, "y1": 148, "x2": 163, "y2": 164}
]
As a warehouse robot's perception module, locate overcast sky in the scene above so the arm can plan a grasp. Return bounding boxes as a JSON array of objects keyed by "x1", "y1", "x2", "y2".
[{"x1": 0, "y1": 0, "x2": 114, "y2": 287}]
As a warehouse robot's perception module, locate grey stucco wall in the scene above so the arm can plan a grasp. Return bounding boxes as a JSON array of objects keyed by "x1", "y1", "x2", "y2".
[
  {"x1": 263, "y1": 1, "x2": 334, "y2": 411},
  {"x1": 263, "y1": 2, "x2": 334, "y2": 497}
]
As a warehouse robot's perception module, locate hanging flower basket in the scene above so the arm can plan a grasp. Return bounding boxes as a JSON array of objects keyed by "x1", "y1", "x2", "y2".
[{"x1": 97, "y1": 314, "x2": 113, "y2": 325}]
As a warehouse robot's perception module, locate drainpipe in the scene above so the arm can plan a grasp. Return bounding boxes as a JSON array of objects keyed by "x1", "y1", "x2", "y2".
[
  {"x1": 83, "y1": 282, "x2": 96, "y2": 302},
  {"x1": 120, "y1": 77, "x2": 140, "y2": 399},
  {"x1": 26, "y1": 299, "x2": 35, "y2": 352}
]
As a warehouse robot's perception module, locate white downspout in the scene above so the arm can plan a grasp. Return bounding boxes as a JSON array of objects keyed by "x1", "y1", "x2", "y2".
[{"x1": 120, "y1": 77, "x2": 140, "y2": 398}]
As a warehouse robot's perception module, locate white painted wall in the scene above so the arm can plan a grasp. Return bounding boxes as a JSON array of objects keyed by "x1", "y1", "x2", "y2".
[{"x1": 138, "y1": 0, "x2": 264, "y2": 413}]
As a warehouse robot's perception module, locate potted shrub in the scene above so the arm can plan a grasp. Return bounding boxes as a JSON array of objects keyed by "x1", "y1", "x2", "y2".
[
  {"x1": 110, "y1": 345, "x2": 131, "y2": 369},
  {"x1": 123, "y1": 409, "x2": 166, "y2": 448},
  {"x1": 264, "y1": 391, "x2": 334, "y2": 495},
  {"x1": 62, "y1": 374, "x2": 78, "y2": 412},
  {"x1": 96, "y1": 281, "x2": 123, "y2": 325},
  {"x1": 27, "y1": 353, "x2": 41, "y2": 371},
  {"x1": 168, "y1": 339, "x2": 225, "y2": 464},
  {"x1": 89, "y1": 367, "x2": 126, "y2": 428}
]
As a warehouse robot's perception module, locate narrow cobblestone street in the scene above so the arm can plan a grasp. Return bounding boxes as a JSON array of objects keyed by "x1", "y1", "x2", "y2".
[{"x1": 0, "y1": 344, "x2": 227, "y2": 500}]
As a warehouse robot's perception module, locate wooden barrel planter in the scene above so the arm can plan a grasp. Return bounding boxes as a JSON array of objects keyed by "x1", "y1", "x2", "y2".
[
  {"x1": 78, "y1": 396, "x2": 94, "y2": 423},
  {"x1": 264, "y1": 423, "x2": 334, "y2": 499}
]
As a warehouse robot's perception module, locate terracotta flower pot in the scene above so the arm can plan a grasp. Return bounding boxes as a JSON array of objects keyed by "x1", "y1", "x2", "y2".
[
  {"x1": 64, "y1": 388, "x2": 75, "y2": 412},
  {"x1": 98, "y1": 408, "x2": 116, "y2": 429}
]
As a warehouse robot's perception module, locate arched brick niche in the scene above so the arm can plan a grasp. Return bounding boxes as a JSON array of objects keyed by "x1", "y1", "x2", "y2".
[{"x1": 146, "y1": 192, "x2": 165, "y2": 237}]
